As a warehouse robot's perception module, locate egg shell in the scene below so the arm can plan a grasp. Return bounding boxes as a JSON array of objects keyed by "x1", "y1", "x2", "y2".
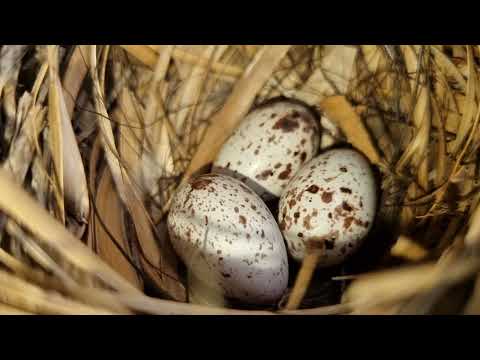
[
  {"x1": 278, "y1": 148, "x2": 377, "y2": 267},
  {"x1": 167, "y1": 173, "x2": 289, "y2": 304},
  {"x1": 213, "y1": 98, "x2": 320, "y2": 200}
]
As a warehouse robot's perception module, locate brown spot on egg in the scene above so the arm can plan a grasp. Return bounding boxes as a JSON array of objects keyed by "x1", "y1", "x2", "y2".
[
  {"x1": 272, "y1": 114, "x2": 300, "y2": 133},
  {"x1": 268, "y1": 135, "x2": 276, "y2": 143},
  {"x1": 303, "y1": 215, "x2": 312, "y2": 230},
  {"x1": 300, "y1": 152, "x2": 307, "y2": 163},
  {"x1": 296, "y1": 191, "x2": 304, "y2": 202},
  {"x1": 324, "y1": 175, "x2": 339, "y2": 182},
  {"x1": 256, "y1": 169, "x2": 274, "y2": 180},
  {"x1": 344, "y1": 217, "x2": 354, "y2": 229},
  {"x1": 278, "y1": 164, "x2": 292, "y2": 180},
  {"x1": 251, "y1": 204, "x2": 257, "y2": 210},
  {"x1": 328, "y1": 212, "x2": 332, "y2": 219},
  {"x1": 234, "y1": 207, "x2": 239, "y2": 213},
  {"x1": 340, "y1": 187, "x2": 352, "y2": 194},
  {"x1": 301, "y1": 139, "x2": 306, "y2": 145},
  {"x1": 294, "y1": 212, "x2": 300, "y2": 219},
  {"x1": 261, "y1": 230, "x2": 265, "y2": 238},
  {"x1": 342, "y1": 201, "x2": 353, "y2": 212},
  {"x1": 221, "y1": 272, "x2": 231, "y2": 278},
  {"x1": 340, "y1": 166, "x2": 348, "y2": 172},
  {"x1": 321, "y1": 191, "x2": 334, "y2": 203},
  {"x1": 297, "y1": 232, "x2": 303, "y2": 238},
  {"x1": 239, "y1": 215, "x2": 247, "y2": 226},
  {"x1": 354, "y1": 218, "x2": 370, "y2": 229},
  {"x1": 274, "y1": 163, "x2": 282, "y2": 169},
  {"x1": 254, "y1": 149, "x2": 259, "y2": 155},
  {"x1": 306, "y1": 185, "x2": 320, "y2": 194},
  {"x1": 288, "y1": 198, "x2": 296, "y2": 209}
]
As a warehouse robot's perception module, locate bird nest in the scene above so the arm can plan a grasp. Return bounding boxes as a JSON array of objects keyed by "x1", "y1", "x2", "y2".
[{"x1": 0, "y1": 45, "x2": 478, "y2": 315}]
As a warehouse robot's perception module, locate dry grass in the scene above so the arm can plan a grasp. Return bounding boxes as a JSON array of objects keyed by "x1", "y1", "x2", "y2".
[{"x1": 0, "y1": 45, "x2": 478, "y2": 315}]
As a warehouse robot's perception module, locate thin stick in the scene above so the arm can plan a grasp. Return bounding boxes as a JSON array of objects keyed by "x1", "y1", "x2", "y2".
[{"x1": 285, "y1": 249, "x2": 322, "y2": 310}]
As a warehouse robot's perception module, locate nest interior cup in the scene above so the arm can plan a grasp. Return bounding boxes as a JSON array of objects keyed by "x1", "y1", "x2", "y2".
[{"x1": 0, "y1": 45, "x2": 478, "y2": 315}]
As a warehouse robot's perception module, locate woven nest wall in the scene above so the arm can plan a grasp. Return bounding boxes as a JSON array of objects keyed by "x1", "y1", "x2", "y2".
[{"x1": 0, "y1": 45, "x2": 478, "y2": 315}]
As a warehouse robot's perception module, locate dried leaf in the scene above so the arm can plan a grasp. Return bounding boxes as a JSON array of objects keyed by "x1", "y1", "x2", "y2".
[
  {"x1": 390, "y1": 235, "x2": 429, "y2": 262},
  {"x1": 47, "y1": 45, "x2": 65, "y2": 223},
  {"x1": 93, "y1": 167, "x2": 143, "y2": 289},
  {"x1": 319, "y1": 95, "x2": 382, "y2": 166},
  {"x1": 54, "y1": 75, "x2": 90, "y2": 223}
]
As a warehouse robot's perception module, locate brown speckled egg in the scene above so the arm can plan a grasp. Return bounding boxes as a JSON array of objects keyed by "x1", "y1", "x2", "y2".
[
  {"x1": 278, "y1": 148, "x2": 377, "y2": 267},
  {"x1": 167, "y1": 173, "x2": 288, "y2": 304},
  {"x1": 213, "y1": 98, "x2": 320, "y2": 201}
]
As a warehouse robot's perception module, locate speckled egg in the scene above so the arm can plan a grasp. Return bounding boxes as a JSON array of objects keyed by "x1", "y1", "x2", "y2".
[
  {"x1": 213, "y1": 98, "x2": 320, "y2": 200},
  {"x1": 278, "y1": 148, "x2": 377, "y2": 267},
  {"x1": 167, "y1": 173, "x2": 289, "y2": 304}
]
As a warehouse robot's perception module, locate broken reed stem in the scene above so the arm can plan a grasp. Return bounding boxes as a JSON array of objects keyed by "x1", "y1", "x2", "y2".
[{"x1": 285, "y1": 248, "x2": 322, "y2": 310}]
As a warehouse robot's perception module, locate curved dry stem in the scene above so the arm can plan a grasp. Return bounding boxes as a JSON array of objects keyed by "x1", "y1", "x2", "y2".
[{"x1": 285, "y1": 250, "x2": 322, "y2": 311}]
